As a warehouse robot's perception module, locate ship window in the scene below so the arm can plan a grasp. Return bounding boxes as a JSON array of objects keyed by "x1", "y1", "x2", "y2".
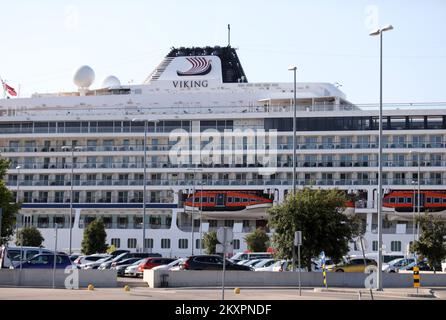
[
  {"x1": 178, "y1": 239, "x2": 188, "y2": 249},
  {"x1": 391, "y1": 241, "x2": 402, "y2": 252},
  {"x1": 427, "y1": 116, "x2": 443, "y2": 129},
  {"x1": 390, "y1": 117, "x2": 406, "y2": 130},
  {"x1": 127, "y1": 238, "x2": 137, "y2": 249},
  {"x1": 233, "y1": 239, "x2": 240, "y2": 250},
  {"x1": 409, "y1": 117, "x2": 425, "y2": 129},
  {"x1": 111, "y1": 238, "x2": 121, "y2": 248},
  {"x1": 209, "y1": 220, "x2": 217, "y2": 227},
  {"x1": 144, "y1": 238, "x2": 154, "y2": 249},
  {"x1": 161, "y1": 239, "x2": 171, "y2": 249}
]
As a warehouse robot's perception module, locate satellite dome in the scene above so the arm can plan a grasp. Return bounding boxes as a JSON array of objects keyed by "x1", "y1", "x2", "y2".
[
  {"x1": 73, "y1": 65, "x2": 95, "y2": 88},
  {"x1": 101, "y1": 75, "x2": 121, "y2": 88}
]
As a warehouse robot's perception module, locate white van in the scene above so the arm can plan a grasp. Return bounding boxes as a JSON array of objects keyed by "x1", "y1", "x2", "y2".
[
  {"x1": 229, "y1": 252, "x2": 273, "y2": 263},
  {"x1": 0, "y1": 246, "x2": 53, "y2": 269}
]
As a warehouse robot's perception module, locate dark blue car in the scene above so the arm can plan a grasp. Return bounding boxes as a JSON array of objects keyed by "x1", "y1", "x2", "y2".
[{"x1": 17, "y1": 253, "x2": 75, "y2": 269}]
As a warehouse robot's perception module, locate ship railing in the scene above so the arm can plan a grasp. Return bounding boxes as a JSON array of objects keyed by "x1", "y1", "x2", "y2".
[
  {"x1": 3, "y1": 142, "x2": 446, "y2": 153},
  {"x1": 8, "y1": 178, "x2": 446, "y2": 190},
  {"x1": 2, "y1": 102, "x2": 446, "y2": 120},
  {"x1": 7, "y1": 159, "x2": 446, "y2": 171}
]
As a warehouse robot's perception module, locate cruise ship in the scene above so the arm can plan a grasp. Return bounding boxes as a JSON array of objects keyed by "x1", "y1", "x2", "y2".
[{"x1": 1, "y1": 45, "x2": 445, "y2": 258}]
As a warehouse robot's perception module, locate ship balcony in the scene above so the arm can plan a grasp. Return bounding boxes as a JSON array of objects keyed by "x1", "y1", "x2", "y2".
[
  {"x1": 2, "y1": 142, "x2": 446, "y2": 154},
  {"x1": 6, "y1": 178, "x2": 446, "y2": 189},
  {"x1": 5, "y1": 159, "x2": 446, "y2": 170}
]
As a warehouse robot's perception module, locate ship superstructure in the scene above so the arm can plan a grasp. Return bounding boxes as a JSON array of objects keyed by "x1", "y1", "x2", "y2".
[{"x1": 1, "y1": 45, "x2": 446, "y2": 257}]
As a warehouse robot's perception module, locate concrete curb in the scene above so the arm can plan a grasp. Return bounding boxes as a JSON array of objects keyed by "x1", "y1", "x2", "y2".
[{"x1": 314, "y1": 287, "x2": 436, "y2": 298}]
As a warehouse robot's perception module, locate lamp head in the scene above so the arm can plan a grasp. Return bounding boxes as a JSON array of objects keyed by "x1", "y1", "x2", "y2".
[
  {"x1": 381, "y1": 25, "x2": 394, "y2": 32},
  {"x1": 288, "y1": 65, "x2": 297, "y2": 71},
  {"x1": 369, "y1": 24, "x2": 393, "y2": 36},
  {"x1": 369, "y1": 29, "x2": 381, "y2": 36}
]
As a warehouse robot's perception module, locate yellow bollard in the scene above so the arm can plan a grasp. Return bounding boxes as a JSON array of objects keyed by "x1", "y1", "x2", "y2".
[
  {"x1": 234, "y1": 287, "x2": 240, "y2": 295},
  {"x1": 124, "y1": 285, "x2": 130, "y2": 292},
  {"x1": 87, "y1": 284, "x2": 95, "y2": 291}
]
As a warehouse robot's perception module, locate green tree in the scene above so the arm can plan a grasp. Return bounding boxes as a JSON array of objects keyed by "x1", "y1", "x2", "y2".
[
  {"x1": 81, "y1": 218, "x2": 108, "y2": 255},
  {"x1": 244, "y1": 228, "x2": 270, "y2": 252},
  {"x1": 412, "y1": 213, "x2": 446, "y2": 273},
  {"x1": 203, "y1": 231, "x2": 218, "y2": 254},
  {"x1": 15, "y1": 226, "x2": 44, "y2": 247},
  {"x1": 268, "y1": 188, "x2": 358, "y2": 270},
  {"x1": 0, "y1": 158, "x2": 20, "y2": 246}
]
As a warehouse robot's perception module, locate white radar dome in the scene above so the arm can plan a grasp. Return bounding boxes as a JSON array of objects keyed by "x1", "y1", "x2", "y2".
[
  {"x1": 101, "y1": 75, "x2": 121, "y2": 88},
  {"x1": 73, "y1": 65, "x2": 95, "y2": 89}
]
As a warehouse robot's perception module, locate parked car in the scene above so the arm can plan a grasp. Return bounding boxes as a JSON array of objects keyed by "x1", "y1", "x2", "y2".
[
  {"x1": 151, "y1": 258, "x2": 187, "y2": 271},
  {"x1": 16, "y1": 253, "x2": 75, "y2": 269},
  {"x1": 229, "y1": 252, "x2": 273, "y2": 263},
  {"x1": 124, "y1": 259, "x2": 147, "y2": 277},
  {"x1": 328, "y1": 258, "x2": 377, "y2": 272},
  {"x1": 98, "y1": 252, "x2": 161, "y2": 270},
  {"x1": 109, "y1": 250, "x2": 130, "y2": 258},
  {"x1": 137, "y1": 258, "x2": 177, "y2": 277},
  {"x1": 111, "y1": 258, "x2": 143, "y2": 276},
  {"x1": 69, "y1": 254, "x2": 81, "y2": 262},
  {"x1": 255, "y1": 263, "x2": 278, "y2": 272},
  {"x1": 399, "y1": 260, "x2": 442, "y2": 272},
  {"x1": 382, "y1": 258, "x2": 416, "y2": 273},
  {"x1": 74, "y1": 254, "x2": 110, "y2": 267},
  {"x1": 349, "y1": 253, "x2": 405, "y2": 264},
  {"x1": 82, "y1": 256, "x2": 114, "y2": 269},
  {"x1": 252, "y1": 259, "x2": 276, "y2": 270},
  {"x1": 180, "y1": 255, "x2": 253, "y2": 271},
  {"x1": 0, "y1": 246, "x2": 54, "y2": 269}
]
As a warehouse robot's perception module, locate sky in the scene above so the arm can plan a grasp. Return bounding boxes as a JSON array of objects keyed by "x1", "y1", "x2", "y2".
[{"x1": 0, "y1": 0, "x2": 445, "y2": 104}]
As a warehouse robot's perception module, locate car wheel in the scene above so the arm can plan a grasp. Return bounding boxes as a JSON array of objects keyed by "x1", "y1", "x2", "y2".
[
  {"x1": 389, "y1": 270, "x2": 395, "y2": 273},
  {"x1": 336, "y1": 269, "x2": 344, "y2": 272}
]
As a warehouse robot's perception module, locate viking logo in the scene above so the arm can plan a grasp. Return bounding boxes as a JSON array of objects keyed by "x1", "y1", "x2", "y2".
[{"x1": 177, "y1": 57, "x2": 212, "y2": 76}]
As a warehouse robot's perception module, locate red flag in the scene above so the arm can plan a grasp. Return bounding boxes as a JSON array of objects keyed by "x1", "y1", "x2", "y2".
[{"x1": 3, "y1": 82, "x2": 17, "y2": 96}]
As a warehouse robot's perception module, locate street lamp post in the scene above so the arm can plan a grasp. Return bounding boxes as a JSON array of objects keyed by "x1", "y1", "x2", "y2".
[
  {"x1": 16, "y1": 165, "x2": 21, "y2": 203},
  {"x1": 15, "y1": 165, "x2": 21, "y2": 247},
  {"x1": 410, "y1": 151, "x2": 421, "y2": 243},
  {"x1": 132, "y1": 118, "x2": 159, "y2": 252},
  {"x1": 61, "y1": 145, "x2": 82, "y2": 255},
  {"x1": 370, "y1": 24, "x2": 394, "y2": 291},
  {"x1": 411, "y1": 180, "x2": 416, "y2": 253},
  {"x1": 288, "y1": 65, "x2": 297, "y2": 271},
  {"x1": 187, "y1": 167, "x2": 202, "y2": 255},
  {"x1": 199, "y1": 182, "x2": 204, "y2": 255}
]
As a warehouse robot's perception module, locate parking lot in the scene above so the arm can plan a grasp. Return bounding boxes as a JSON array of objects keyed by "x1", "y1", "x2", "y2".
[{"x1": 0, "y1": 284, "x2": 443, "y2": 300}]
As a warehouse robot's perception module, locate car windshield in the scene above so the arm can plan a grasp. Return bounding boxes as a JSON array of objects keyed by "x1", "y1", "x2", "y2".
[{"x1": 387, "y1": 258, "x2": 404, "y2": 266}]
